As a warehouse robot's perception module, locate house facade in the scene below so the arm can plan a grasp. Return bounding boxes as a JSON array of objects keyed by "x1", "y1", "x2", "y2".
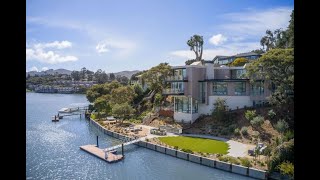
[
  {"x1": 213, "y1": 52, "x2": 261, "y2": 65},
  {"x1": 162, "y1": 60, "x2": 271, "y2": 124}
]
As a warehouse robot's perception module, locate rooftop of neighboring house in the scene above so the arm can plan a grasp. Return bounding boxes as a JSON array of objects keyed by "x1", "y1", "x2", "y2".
[{"x1": 212, "y1": 52, "x2": 262, "y2": 62}]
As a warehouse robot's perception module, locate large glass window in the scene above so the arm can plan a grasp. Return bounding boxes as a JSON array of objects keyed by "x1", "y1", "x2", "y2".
[
  {"x1": 174, "y1": 97, "x2": 198, "y2": 113},
  {"x1": 231, "y1": 69, "x2": 246, "y2": 79},
  {"x1": 234, "y1": 82, "x2": 246, "y2": 95},
  {"x1": 171, "y1": 82, "x2": 184, "y2": 93},
  {"x1": 213, "y1": 82, "x2": 228, "y2": 95},
  {"x1": 251, "y1": 81, "x2": 264, "y2": 96},
  {"x1": 199, "y1": 82, "x2": 206, "y2": 103}
]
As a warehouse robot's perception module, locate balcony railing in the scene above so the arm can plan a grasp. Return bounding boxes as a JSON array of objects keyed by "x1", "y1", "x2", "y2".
[
  {"x1": 162, "y1": 88, "x2": 184, "y2": 95},
  {"x1": 165, "y1": 75, "x2": 187, "y2": 81}
]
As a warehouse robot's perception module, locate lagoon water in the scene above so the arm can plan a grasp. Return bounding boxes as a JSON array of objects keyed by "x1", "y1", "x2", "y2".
[{"x1": 26, "y1": 93, "x2": 255, "y2": 180}]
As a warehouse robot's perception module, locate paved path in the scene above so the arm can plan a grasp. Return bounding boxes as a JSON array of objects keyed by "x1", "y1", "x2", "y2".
[{"x1": 181, "y1": 134, "x2": 254, "y2": 157}]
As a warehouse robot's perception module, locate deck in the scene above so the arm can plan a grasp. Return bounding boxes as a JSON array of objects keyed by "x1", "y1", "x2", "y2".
[{"x1": 80, "y1": 144, "x2": 124, "y2": 163}]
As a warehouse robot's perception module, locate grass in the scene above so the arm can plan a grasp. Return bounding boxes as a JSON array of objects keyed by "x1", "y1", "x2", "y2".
[{"x1": 158, "y1": 136, "x2": 229, "y2": 154}]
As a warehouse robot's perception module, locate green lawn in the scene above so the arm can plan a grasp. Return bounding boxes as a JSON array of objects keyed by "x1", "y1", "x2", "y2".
[{"x1": 158, "y1": 136, "x2": 229, "y2": 154}]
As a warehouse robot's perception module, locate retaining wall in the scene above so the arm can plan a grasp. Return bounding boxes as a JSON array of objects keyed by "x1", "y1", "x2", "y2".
[{"x1": 89, "y1": 118, "x2": 267, "y2": 179}]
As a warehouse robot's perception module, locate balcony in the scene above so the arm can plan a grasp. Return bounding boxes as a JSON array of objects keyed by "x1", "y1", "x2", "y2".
[
  {"x1": 162, "y1": 88, "x2": 184, "y2": 95},
  {"x1": 165, "y1": 75, "x2": 187, "y2": 81}
]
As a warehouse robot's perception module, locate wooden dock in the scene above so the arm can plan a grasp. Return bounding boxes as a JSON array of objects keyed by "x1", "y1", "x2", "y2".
[{"x1": 80, "y1": 144, "x2": 124, "y2": 163}]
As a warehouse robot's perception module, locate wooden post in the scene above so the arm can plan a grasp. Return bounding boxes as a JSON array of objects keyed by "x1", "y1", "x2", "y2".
[
  {"x1": 122, "y1": 144, "x2": 124, "y2": 156},
  {"x1": 96, "y1": 136, "x2": 99, "y2": 147}
]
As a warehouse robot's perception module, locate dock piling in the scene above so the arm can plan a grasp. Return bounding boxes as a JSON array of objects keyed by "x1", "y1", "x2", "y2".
[
  {"x1": 97, "y1": 136, "x2": 99, "y2": 147},
  {"x1": 122, "y1": 144, "x2": 124, "y2": 156}
]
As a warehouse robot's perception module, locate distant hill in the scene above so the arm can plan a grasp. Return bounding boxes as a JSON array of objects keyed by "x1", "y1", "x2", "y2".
[
  {"x1": 110, "y1": 70, "x2": 140, "y2": 79},
  {"x1": 26, "y1": 68, "x2": 72, "y2": 77},
  {"x1": 26, "y1": 69, "x2": 140, "y2": 78}
]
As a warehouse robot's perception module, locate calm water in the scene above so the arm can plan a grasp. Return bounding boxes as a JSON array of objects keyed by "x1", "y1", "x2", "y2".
[{"x1": 26, "y1": 93, "x2": 255, "y2": 180}]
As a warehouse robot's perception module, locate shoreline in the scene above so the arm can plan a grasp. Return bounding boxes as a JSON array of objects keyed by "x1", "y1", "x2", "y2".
[{"x1": 89, "y1": 117, "x2": 268, "y2": 180}]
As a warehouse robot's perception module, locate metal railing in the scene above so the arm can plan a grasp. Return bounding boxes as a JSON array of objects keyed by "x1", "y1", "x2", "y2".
[
  {"x1": 165, "y1": 75, "x2": 187, "y2": 81},
  {"x1": 162, "y1": 88, "x2": 184, "y2": 94}
]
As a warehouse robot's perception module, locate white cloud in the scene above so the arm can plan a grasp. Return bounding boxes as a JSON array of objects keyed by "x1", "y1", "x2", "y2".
[
  {"x1": 95, "y1": 39, "x2": 136, "y2": 56},
  {"x1": 220, "y1": 7, "x2": 292, "y2": 36},
  {"x1": 96, "y1": 43, "x2": 110, "y2": 53},
  {"x1": 35, "y1": 41, "x2": 72, "y2": 49},
  {"x1": 26, "y1": 41, "x2": 78, "y2": 64},
  {"x1": 209, "y1": 34, "x2": 227, "y2": 46},
  {"x1": 41, "y1": 67, "x2": 49, "y2": 71},
  {"x1": 29, "y1": 66, "x2": 39, "y2": 72}
]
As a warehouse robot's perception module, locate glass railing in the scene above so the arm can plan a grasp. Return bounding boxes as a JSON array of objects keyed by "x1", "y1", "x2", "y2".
[
  {"x1": 165, "y1": 75, "x2": 187, "y2": 81},
  {"x1": 162, "y1": 88, "x2": 184, "y2": 94}
]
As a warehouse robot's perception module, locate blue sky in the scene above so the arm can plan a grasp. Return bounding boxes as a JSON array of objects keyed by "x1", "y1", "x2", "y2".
[{"x1": 26, "y1": 0, "x2": 294, "y2": 73}]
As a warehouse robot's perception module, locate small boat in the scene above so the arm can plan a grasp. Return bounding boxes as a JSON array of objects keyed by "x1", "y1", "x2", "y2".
[{"x1": 58, "y1": 108, "x2": 70, "y2": 113}]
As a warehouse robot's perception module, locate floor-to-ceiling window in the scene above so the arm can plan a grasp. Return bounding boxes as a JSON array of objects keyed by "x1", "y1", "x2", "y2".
[
  {"x1": 174, "y1": 97, "x2": 198, "y2": 113},
  {"x1": 234, "y1": 82, "x2": 246, "y2": 95},
  {"x1": 213, "y1": 82, "x2": 228, "y2": 95},
  {"x1": 251, "y1": 81, "x2": 264, "y2": 96},
  {"x1": 199, "y1": 82, "x2": 206, "y2": 103}
]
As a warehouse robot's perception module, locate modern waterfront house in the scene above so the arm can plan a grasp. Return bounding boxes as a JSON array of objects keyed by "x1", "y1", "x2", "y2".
[
  {"x1": 213, "y1": 52, "x2": 261, "y2": 65},
  {"x1": 162, "y1": 57, "x2": 271, "y2": 124}
]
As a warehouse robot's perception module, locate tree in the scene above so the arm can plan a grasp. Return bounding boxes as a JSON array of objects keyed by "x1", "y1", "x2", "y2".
[
  {"x1": 80, "y1": 67, "x2": 87, "y2": 80},
  {"x1": 109, "y1": 73, "x2": 115, "y2": 81},
  {"x1": 212, "y1": 98, "x2": 228, "y2": 121},
  {"x1": 110, "y1": 86, "x2": 136, "y2": 105},
  {"x1": 154, "y1": 93, "x2": 163, "y2": 106},
  {"x1": 187, "y1": 34, "x2": 204, "y2": 61},
  {"x1": 286, "y1": 10, "x2": 294, "y2": 48},
  {"x1": 71, "y1": 71, "x2": 80, "y2": 81},
  {"x1": 133, "y1": 84, "x2": 144, "y2": 104},
  {"x1": 94, "y1": 95, "x2": 112, "y2": 118},
  {"x1": 246, "y1": 48, "x2": 294, "y2": 107},
  {"x1": 230, "y1": 57, "x2": 249, "y2": 67},
  {"x1": 112, "y1": 103, "x2": 135, "y2": 122},
  {"x1": 142, "y1": 63, "x2": 171, "y2": 93}
]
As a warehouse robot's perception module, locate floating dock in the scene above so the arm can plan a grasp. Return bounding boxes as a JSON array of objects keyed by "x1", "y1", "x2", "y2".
[{"x1": 80, "y1": 144, "x2": 124, "y2": 163}]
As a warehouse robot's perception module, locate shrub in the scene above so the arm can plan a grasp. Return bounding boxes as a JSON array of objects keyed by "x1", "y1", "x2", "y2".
[
  {"x1": 228, "y1": 124, "x2": 237, "y2": 133},
  {"x1": 174, "y1": 146, "x2": 179, "y2": 150},
  {"x1": 250, "y1": 115, "x2": 264, "y2": 127},
  {"x1": 283, "y1": 130, "x2": 294, "y2": 141},
  {"x1": 221, "y1": 128, "x2": 229, "y2": 135},
  {"x1": 275, "y1": 119, "x2": 289, "y2": 134},
  {"x1": 145, "y1": 138, "x2": 149, "y2": 142},
  {"x1": 218, "y1": 155, "x2": 229, "y2": 162},
  {"x1": 277, "y1": 161, "x2": 294, "y2": 179},
  {"x1": 241, "y1": 126, "x2": 248, "y2": 135},
  {"x1": 240, "y1": 158, "x2": 252, "y2": 167},
  {"x1": 229, "y1": 157, "x2": 240, "y2": 165},
  {"x1": 268, "y1": 109, "x2": 276, "y2": 119},
  {"x1": 245, "y1": 110, "x2": 256, "y2": 121},
  {"x1": 234, "y1": 128, "x2": 240, "y2": 136},
  {"x1": 181, "y1": 148, "x2": 193, "y2": 154}
]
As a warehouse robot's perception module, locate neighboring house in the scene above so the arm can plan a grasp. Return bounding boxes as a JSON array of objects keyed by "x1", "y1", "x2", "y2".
[
  {"x1": 162, "y1": 60, "x2": 271, "y2": 124},
  {"x1": 213, "y1": 52, "x2": 261, "y2": 65}
]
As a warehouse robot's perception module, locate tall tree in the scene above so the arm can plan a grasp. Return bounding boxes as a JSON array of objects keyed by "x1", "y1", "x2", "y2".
[
  {"x1": 109, "y1": 73, "x2": 115, "y2": 81},
  {"x1": 71, "y1": 71, "x2": 80, "y2": 81},
  {"x1": 187, "y1": 35, "x2": 204, "y2": 61},
  {"x1": 286, "y1": 10, "x2": 294, "y2": 48},
  {"x1": 80, "y1": 67, "x2": 87, "y2": 80},
  {"x1": 141, "y1": 63, "x2": 171, "y2": 93},
  {"x1": 246, "y1": 48, "x2": 294, "y2": 107},
  {"x1": 110, "y1": 86, "x2": 136, "y2": 105},
  {"x1": 112, "y1": 103, "x2": 135, "y2": 122}
]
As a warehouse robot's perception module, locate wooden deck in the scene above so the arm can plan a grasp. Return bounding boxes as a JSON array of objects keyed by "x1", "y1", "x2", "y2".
[{"x1": 80, "y1": 144, "x2": 124, "y2": 163}]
